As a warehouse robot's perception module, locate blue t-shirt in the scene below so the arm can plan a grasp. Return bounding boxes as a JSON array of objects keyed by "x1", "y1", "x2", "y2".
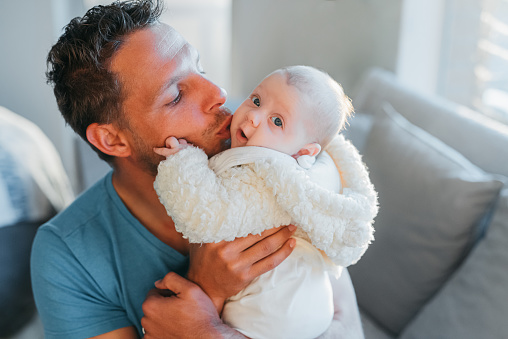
[{"x1": 31, "y1": 171, "x2": 189, "y2": 339}]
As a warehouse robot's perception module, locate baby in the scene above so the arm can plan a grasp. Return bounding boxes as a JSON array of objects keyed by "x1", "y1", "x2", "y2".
[{"x1": 154, "y1": 65, "x2": 378, "y2": 339}]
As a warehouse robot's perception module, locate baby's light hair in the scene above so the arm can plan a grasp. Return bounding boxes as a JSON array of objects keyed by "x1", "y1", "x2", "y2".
[{"x1": 276, "y1": 65, "x2": 353, "y2": 149}]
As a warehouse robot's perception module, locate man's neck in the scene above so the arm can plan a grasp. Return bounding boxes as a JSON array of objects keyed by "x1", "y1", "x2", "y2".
[{"x1": 111, "y1": 163, "x2": 190, "y2": 255}]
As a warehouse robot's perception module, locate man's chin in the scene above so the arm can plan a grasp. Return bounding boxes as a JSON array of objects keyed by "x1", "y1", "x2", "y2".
[{"x1": 206, "y1": 138, "x2": 231, "y2": 158}]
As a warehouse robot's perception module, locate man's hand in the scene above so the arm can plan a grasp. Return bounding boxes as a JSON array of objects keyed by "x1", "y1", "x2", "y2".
[
  {"x1": 141, "y1": 226, "x2": 296, "y2": 337},
  {"x1": 154, "y1": 137, "x2": 190, "y2": 157},
  {"x1": 187, "y1": 225, "x2": 297, "y2": 313},
  {"x1": 142, "y1": 272, "x2": 242, "y2": 339}
]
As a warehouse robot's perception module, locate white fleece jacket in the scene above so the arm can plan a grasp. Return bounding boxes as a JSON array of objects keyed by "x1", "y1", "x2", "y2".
[{"x1": 154, "y1": 134, "x2": 378, "y2": 268}]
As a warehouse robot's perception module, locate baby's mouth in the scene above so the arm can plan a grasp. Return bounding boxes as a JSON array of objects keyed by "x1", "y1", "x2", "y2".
[{"x1": 236, "y1": 128, "x2": 248, "y2": 143}]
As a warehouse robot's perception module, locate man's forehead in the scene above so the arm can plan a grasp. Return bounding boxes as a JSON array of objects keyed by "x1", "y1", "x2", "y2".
[
  {"x1": 113, "y1": 23, "x2": 186, "y2": 59},
  {"x1": 109, "y1": 23, "x2": 198, "y2": 104},
  {"x1": 152, "y1": 23, "x2": 188, "y2": 57},
  {"x1": 110, "y1": 23, "x2": 197, "y2": 77}
]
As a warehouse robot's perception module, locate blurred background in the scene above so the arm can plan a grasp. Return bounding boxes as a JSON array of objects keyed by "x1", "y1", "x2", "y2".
[
  {"x1": 0, "y1": 0, "x2": 508, "y2": 192},
  {"x1": 0, "y1": 1, "x2": 507, "y2": 338},
  {"x1": 0, "y1": 0, "x2": 506, "y2": 194}
]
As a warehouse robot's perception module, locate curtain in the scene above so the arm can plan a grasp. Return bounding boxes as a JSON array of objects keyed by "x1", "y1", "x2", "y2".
[{"x1": 439, "y1": 0, "x2": 508, "y2": 124}]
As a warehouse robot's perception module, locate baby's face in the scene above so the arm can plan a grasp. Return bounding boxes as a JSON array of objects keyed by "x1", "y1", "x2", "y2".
[{"x1": 231, "y1": 71, "x2": 314, "y2": 156}]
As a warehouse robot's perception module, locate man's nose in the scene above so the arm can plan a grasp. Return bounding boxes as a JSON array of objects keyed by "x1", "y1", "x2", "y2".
[{"x1": 201, "y1": 77, "x2": 227, "y2": 113}]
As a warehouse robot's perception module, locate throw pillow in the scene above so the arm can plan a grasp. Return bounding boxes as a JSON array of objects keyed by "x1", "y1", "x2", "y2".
[
  {"x1": 400, "y1": 187, "x2": 508, "y2": 339},
  {"x1": 348, "y1": 102, "x2": 504, "y2": 336},
  {"x1": 342, "y1": 112, "x2": 374, "y2": 153}
]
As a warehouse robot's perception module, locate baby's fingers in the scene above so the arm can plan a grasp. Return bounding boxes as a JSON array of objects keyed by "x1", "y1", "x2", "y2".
[
  {"x1": 153, "y1": 147, "x2": 177, "y2": 157},
  {"x1": 165, "y1": 136, "x2": 180, "y2": 149}
]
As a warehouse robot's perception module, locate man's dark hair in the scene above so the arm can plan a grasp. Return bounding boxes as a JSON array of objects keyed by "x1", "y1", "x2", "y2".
[{"x1": 46, "y1": 0, "x2": 163, "y2": 162}]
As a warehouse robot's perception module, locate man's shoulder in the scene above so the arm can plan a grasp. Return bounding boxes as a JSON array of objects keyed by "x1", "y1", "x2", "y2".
[{"x1": 39, "y1": 172, "x2": 117, "y2": 240}]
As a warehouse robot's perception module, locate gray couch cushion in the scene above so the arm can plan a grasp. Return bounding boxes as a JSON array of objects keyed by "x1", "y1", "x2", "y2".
[
  {"x1": 0, "y1": 220, "x2": 42, "y2": 337},
  {"x1": 342, "y1": 112, "x2": 374, "y2": 153},
  {"x1": 353, "y1": 68, "x2": 508, "y2": 177},
  {"x1": 361, "y1": 311, "x2": 394, "y2": 339},
  {"x1": 348, "y1": 103, "x2": 504, "y2": 336},
  {"x1": 400, "y1": 187, "x2": 508, "y2": 339}
]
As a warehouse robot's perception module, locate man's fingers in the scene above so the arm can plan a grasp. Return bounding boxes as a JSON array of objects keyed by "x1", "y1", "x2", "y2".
[
  {"x1": 234, "y1": 225, "x2": 296, "y2": 250},
  {"x1": 153, "y1": 147, "x2": 174, "y2": 157},
  {"x1": 243, "y1": 225, "x2": 296, "y2": 255},
  {"x1": 238, "y1": 225, "x2": 296, "y2": 269},
  {"x1": 154, "y1": 271, "x2": 193, "y2": 293},
  {"x1": 250, "y1": 236, "x2": 296, "y2": 277},
  {"x1": 145, "y1": 287, "x2": 164, "y2": 300}
]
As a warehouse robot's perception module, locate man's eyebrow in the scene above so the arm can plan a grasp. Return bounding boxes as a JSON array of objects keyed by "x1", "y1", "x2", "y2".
[
  {"x1": 157, "y1": 75, "x2": 184, "y2": 98},
  {"x1": 155, "y1": 48, "x2": 200, "y2": 99}
]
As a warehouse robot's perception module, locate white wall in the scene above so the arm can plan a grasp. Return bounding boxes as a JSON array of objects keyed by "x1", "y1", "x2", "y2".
[
  {"x1": 1, "y1": 0, "x2": 409, "y2": 192},
  {"x1": 160, "y1": 0, "x2": 232, "y2": 93},
  {"x1": 396, "y1": 0, "x2": 446, "y2": 96},
  {"x1": 230, "y1": 0, "x2": 404, "y2": 102},
  {"x1": 0, "y1": 0, "x2": 85, "y2": 191}
]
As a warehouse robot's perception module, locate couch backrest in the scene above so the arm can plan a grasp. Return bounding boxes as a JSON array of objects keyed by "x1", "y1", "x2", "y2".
[{"x1": 353, "y1": 68, "x2": 508, "y2": 177}]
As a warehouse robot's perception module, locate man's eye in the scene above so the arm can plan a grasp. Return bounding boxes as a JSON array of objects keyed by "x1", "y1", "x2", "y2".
[
  {"x1": 167, "y1": 92, "x2": 182, "y2": 106},
  {"x1": 251, "y1": 96, "x2": 260, "y2": 107},
  {"x1": 271, "y1": 116, "x2": 283, "y2": 127}
]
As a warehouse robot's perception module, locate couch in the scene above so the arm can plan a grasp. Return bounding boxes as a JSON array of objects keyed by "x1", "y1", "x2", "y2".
[
  {"x1": 342, "y1": 68, "x2": 508, "y2": 339},
  {"x1": 0, "y1": 106, "x2": 73, "y2": 339}
]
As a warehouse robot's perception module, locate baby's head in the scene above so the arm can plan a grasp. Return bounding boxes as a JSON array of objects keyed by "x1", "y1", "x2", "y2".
[{"x1": 230, "y1": 65, "x2": 353, "y2": 158}]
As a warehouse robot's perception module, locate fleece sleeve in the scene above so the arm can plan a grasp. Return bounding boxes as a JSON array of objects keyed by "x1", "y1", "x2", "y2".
[
  {"x1": 253, "y1": 135, "x2": 378, "y2": 267},
  {"x1": 154, "y1": 146, "x2": 291, "y2": 243}
]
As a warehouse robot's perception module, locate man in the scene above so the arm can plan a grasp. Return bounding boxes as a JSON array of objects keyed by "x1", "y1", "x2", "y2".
[{"x1": 31, "y1": 1, "x2": 364, "y2": 338}]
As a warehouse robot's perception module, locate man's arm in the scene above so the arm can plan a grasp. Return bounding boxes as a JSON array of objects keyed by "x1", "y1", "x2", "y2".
[
  {"x1": 89, "y1": 326, "x2": 139, "y2": 339},
  {"x1": 141, "y1": 226, "x2": 296, "y2": 337},
  {"x1": 318, "y1": 269, "x2": 365, "y2": 339},
  {"x1": 142, "y1": 272, "x2": 243, "y2": 339}
]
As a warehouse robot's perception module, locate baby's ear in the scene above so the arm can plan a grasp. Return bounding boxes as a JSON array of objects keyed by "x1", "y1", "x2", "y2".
[{"x1": 295, "y1": 143, "x2": 321, "y2": 157}]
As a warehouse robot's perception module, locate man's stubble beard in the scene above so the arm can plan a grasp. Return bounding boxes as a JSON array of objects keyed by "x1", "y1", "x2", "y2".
[{"x1": 131, "y1": 112, "x2": 231, "y2": 177}]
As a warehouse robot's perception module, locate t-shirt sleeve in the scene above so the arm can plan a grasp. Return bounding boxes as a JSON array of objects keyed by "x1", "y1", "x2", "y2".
[{"x1": 31, "y1": 224, "x2": 133, "y2": 339}]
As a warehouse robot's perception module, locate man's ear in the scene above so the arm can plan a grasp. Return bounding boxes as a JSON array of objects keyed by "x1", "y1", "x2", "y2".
[
  {"x1": 295, "y1": 142, "x2": 322, "y2": 157},
  {"x1": 86, "y1": 123, "x2": 131, "y2": 158}
]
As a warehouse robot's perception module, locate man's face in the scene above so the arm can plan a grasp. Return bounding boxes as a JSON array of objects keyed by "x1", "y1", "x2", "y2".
[
  {"x1": 110, "y1": 23, "x2": 232, "y2": 175},
  {"x1": 230, "y1": 71, "x2": 312, "y2": 156}
]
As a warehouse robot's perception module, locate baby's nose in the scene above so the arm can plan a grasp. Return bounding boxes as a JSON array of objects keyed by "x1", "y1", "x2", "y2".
[{"x1": 248, "y1": 111, "x2": 261, "y2": 127}]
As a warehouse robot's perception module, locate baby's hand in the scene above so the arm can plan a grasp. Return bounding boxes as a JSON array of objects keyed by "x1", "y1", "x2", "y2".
[{"x1": 154, "y1": 137, "x2": 190, "y2": 157}]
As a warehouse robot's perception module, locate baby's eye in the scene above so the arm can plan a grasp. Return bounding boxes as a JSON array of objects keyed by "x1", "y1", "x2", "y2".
[
  {"x1": 251, "y1": 96, "x2": 260, "y2": 107},
  {"x1": 271, "y1": 116, "x2": 283, "y2": 128}
]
